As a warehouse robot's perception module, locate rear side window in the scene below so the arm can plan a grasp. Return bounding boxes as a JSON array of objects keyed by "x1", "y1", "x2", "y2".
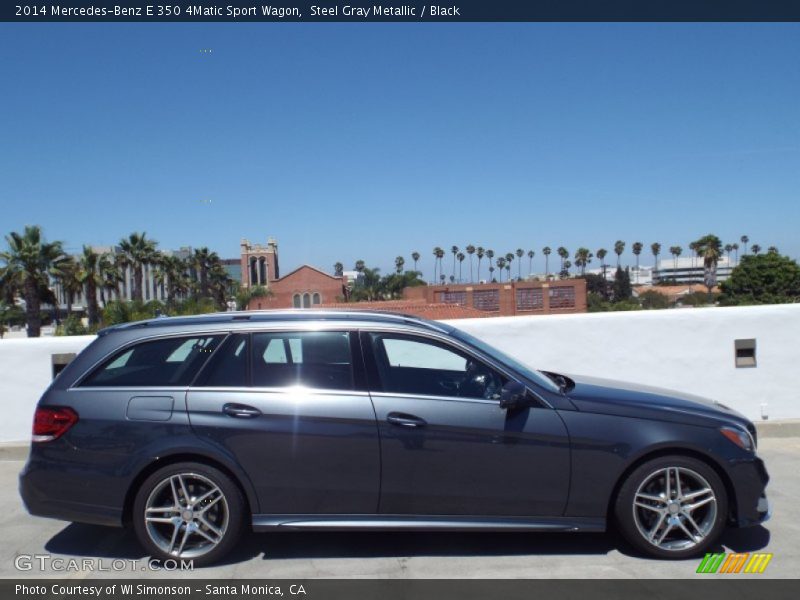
[
  {"x1": 252, "y1": 331, "x2": 353, "y2": 390},
  {"x1": 194, "y1": 334, "x2": 249, "y2": 387},
  {"x1": 81, "y1": 335, "x2": 223, "y2": 387}
]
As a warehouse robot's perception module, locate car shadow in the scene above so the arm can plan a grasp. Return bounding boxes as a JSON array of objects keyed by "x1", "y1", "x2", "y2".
[{"x1": 44, "y1": 523, "x2": 771, "y2": 567}]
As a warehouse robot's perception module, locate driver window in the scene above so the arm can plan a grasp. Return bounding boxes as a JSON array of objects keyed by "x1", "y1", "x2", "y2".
[{"x1": 370, "y1": 333, "x2": 505, "y2": 400}]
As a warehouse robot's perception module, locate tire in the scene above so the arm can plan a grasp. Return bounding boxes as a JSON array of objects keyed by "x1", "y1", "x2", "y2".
[
  {"x1": 614, "y1": 455, "x2": 728, "y2": 559},
  {"x1": 132, "y1": 461, "x2": 246, "y2": 567}
]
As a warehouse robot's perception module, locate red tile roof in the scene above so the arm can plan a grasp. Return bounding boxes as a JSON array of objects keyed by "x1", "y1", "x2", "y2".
[{"x1": 317, "y1": 299, "x2": 490, "y2": 320}]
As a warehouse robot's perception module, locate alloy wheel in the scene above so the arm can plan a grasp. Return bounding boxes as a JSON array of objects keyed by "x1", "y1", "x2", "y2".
[
  {"x1": 143, "y1": 472, "x2": 229, "y2": 558},
  {"x1": 632, "y1": 466, "x2": 718, "y2": 552}
]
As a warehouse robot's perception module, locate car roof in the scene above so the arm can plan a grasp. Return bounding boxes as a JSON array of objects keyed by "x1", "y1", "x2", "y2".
[{"x1": 98, "y1": 309, "x2": 454, "y2": 337}]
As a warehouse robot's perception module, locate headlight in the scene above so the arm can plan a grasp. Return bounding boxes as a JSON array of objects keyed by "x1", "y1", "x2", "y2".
[{"x1": 720, "y1": 426, "x2": 755, "y2": 452}]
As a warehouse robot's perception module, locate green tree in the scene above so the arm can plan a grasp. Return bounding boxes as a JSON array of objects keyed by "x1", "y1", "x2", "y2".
[
  {"x1": 505, "y1": 252, "x2": 515, "y2": 281},
  {"x1": 333, "y1": 262, "x2": 344, "y2": 277},
  {"x1": 394, "y1": 256, "x2": 405, "y2": 274},
  {"x1": 693, "y1": 234, "x2": 723, "y2": 294},
  {"x1": 613, "y1": 266, "x2": 633, "y2": 303},
  {"x1": 639, "y1": 290, "x2": 670, "y2": 310},
  {"x1": 651, "y1": 242, "x2": 661, "y2": 271},
  {"x1": 515, "y1": 248, "x2": 524, "y2": 280},
  {"x1": 740, "y1": 235, "x2": 749, "y2": 255},
  {"x1": 614, "y1": 240, "x2": 625, "y2": 267},
  {"x1": 557, "y1": 247, "x2": 568, "y2": 272},
  {"x1": 450, "y1": 245, "x2": 459, "y2": 280},
  {"x1": 0, "y1": 225, "x2": 67, "y2": 337},
  {"x1": 118, "y1": 232, "x2": 158, "y2": 303},
  {"x1": 53, "y1": 256, "x2": 81, "y2": 317},
  {"x1": 669, "y1": 245, "x2": 682, "y2": 269},
  {"x1": 155, "y1": 255, "x2": 189, "y2": 305},
  {"x1": 542, "y1": 246, "x2": 552, "y2": 277},
  {"x1": 632, "y1": 242, "x2": 643, "y2": 283},
  {"x1": 719, "y1": 253, "x2": 800, "y2": 305},
  {"x1": 527, "y1": 250, "x2": 535, "y2": 277},
  {"x1": 456, "y1": 252, "x2": 465, "y2": 282},
  {"x1": 496, "y1": 257, "x2": 506, "y2": 282},
  {"x1": 466, "y1": 245, "x2": 476, "y2": 282},
  {"x1": 76, "y1": 245, "x2": 103, "y2": 327},
  {"x1": 475, "y1": 247, "x2": 485, "y2": 282},
  {"x1": 751, "y1": 244, "x2": 762, "y2": 255},
  {"x1": 574, "y1": 248, "x2": 593, "y2": 276},
  {"x1": 411, "y1": 252, "x2": 420, "y2": 275},
  {"x1": 485, "y1": 249, "x2": 495, "y2": 281}
]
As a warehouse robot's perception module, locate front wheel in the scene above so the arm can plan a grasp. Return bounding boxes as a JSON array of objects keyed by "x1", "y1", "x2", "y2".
[
  {"x1": 132, "y1": 462, "x2": 246, "y2": 567},
  {"x1": 614, "y1": 456, "x2": 728, "y2": 559}
]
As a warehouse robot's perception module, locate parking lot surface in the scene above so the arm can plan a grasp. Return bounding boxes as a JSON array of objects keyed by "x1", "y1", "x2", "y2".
[{"x1": 2, "y1": 438, "x2": 797, "y2": 579}]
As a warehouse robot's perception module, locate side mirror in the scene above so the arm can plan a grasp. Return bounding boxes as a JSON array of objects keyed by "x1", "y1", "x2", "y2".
[{"x1": 499, "y1": 381, "x2": 528, "y2": 410}]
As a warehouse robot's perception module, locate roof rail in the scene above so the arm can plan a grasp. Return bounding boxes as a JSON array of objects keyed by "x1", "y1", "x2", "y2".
[{"x1": 97, "y1": 309, "x2": 452, "y2": 336}]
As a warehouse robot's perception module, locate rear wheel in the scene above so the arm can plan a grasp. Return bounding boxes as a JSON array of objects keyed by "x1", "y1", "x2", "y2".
[
  {"x1": 132, "y1": 462, "x2": 245, "y2": 567},
  {"x1": 615, "y1": 456, "x2": 728, "y2": 559}
]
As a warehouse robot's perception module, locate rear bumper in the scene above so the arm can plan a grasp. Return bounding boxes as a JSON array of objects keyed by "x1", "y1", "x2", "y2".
[{"x1": 19, "y1": 456, "x2": 123, "y2": 528}]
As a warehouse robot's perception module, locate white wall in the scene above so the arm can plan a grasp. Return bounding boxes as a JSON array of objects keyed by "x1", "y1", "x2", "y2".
[
  {"x1": 0, "y1": 336, "x2": 95, "y2": 443},
  {"x1": 0, "y1": 305, "x2": 797, "y2": 442},
  {"x1": 446, "y1": 304, "x2": 800, "y2": 423}
]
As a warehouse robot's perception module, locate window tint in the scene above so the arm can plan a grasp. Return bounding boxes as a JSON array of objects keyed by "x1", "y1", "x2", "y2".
[
  {"x1": 82, "y1": 335, "x2": 223, "y2": 387},
  {"x1": 194, "y1": 334, "x2": 249, "y2": 387},
  {"x1": 370, "y1": 333, "x2": 505, "y2": 400},
  {"x1": 252, "y1": 331, "x2": 353, "y2": 390}
]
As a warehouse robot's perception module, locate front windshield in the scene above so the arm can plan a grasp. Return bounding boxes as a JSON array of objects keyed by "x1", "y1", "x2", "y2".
[{"x1": 450, "y1": 329, "x2": 562, "y2": 394}]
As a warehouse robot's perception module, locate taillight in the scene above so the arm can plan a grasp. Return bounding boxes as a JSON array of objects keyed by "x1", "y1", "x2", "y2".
[{"x1": 32, "y1": 406, "x2": 79, "y2": 442}]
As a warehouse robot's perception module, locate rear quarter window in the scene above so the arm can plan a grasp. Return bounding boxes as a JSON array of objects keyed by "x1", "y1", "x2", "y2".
[{"x1": 80, "y1": 335, "x2": 224, "y2": 387}]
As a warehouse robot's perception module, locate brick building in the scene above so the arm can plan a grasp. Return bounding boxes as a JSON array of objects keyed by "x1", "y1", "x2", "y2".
[{"x1": 403, "y1": 279, "x2": 587, "y2": 316}]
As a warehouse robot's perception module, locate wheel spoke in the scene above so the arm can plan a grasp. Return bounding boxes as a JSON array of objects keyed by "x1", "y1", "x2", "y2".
[
  {"x1": 675, "y1": 468, "x2": 682, "y2": 498},
  {"x1": 635, "y1": 501, "x2": 663, "y2": 513},
  {"x1": 664, "y1": 468, "x2": 671, "y2": 499},
  {"x1": 198, "y1": 515, "x2": 223, "y2": 539},
  {"x1": 167, "y1": 522, "x2": 182, "y2": 554},
  {"x1": 656, "y1": 522, "x2": 673, "y2": 545},
  {"x1": 169, "y1": 477, "x2": 181, "y2": 507},
  {"x1": 636, "y1": 492, "x2": 665, "y2": 504},
  {"x1": 174, "y1": 524, "x2": 192, "y2": 556},
  {"x1": 194, "y1": 486, "x2": 221, "y2": 506},
  {"x1": 146, "y1": 505, "x2": 177, "y2": 515},
  {"x1": 685, "y1": 495, "x2": 715, "y2": 512},
  {"x1": 676, "y1": 519, "x2": 701, "y2": 543},
  {"x1": 145, "y1": 516, "x2": 177, "y2": 524},
  {"x1": 682, "y1": 511, "x2": 705, "y2": 538},
  {"x1": 177, "y1": 475, "x2": 191, "y2": 505},
  {"x1": 648, "y1": 513, "x2": 667, "y2": 541},
  {"x1": 683, "y1": 487, "x2": 713, "y2": 501}
]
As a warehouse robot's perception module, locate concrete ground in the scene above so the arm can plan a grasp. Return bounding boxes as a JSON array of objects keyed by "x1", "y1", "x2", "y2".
[{"x1": 1, "y1": 437, "x2": 797, "y2": 579}]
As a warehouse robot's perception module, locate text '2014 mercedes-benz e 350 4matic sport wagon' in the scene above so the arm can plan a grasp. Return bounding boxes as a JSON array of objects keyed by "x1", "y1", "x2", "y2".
[{"x1": 20, "y1": 310, "x2": 770, "y2": 566}]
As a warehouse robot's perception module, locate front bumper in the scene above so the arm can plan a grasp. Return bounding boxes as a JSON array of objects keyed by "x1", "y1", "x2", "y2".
[{"x1": 727, "y1": 454, "x2": 770, "y2": 527}]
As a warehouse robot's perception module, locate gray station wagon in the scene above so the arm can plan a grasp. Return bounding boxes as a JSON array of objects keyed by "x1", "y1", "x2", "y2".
[{"x1": 20, "y1": 310, "x2": 769, "y2": 565}]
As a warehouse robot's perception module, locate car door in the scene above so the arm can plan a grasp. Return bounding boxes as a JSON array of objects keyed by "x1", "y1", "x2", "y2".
[
  {"x1": 186, "y1": 330, "x2": 380, "y2": 515},
  {"x1": 362, "y1": 330, "x2": 570, "y2": 517}
]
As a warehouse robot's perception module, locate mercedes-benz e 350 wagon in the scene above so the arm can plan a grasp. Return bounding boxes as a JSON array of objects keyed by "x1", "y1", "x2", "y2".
[{"x1": 20, "y1": 311, "x2": 770, "y2": 565}]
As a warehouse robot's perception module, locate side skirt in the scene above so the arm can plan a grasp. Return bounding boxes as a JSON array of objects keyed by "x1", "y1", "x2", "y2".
[{"x1": 252, "y1": 514, "x2": 606, "y2": 532}]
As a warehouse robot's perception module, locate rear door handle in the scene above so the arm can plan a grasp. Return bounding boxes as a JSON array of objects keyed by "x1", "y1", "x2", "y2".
[
  {"x1": 223, "y1": 403, "x2": 262, "y2": 418},
  {"x1": 386, "y1": 412, "x2": 427, "y2": 428}
]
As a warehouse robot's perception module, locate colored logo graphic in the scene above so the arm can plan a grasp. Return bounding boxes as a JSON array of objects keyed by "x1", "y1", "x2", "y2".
[{"x1": 696, "y1": 552, "x2": 772, "y2": 574}]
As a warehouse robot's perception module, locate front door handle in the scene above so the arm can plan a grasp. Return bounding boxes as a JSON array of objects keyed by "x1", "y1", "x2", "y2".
[
  {"x1": 387, "y1": 412, "x2": 427, "y2": 428},
  {"x1": 223, "y1": 403, "x2": 262, "y2": 418}
]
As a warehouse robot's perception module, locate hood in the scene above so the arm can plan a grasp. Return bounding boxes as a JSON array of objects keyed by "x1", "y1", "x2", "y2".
[{"x1": 562, "y1": 374, "x2": 753, "y2": 430}]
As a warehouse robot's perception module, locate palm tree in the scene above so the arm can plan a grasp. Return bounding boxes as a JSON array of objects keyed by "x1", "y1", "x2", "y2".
[
  {"x1": 689, "y1": 241, "x2": 699, "y2": 269},
  {"x1": 99, "y1": 253, "x2": 123, "y2": 304},
  {"x1": 411, "y1": 252, "x2": 420, "y2": 274},
  {"x1": 505, "y1": 261, "x2": 511, "y2": 281},
  {"x1": 724, "y1": 244, "x2": 733, "y2": 265},
  {"x1": 751, "y1": 244, "x2": 762, "y2": 255},
  {"x1": 76, "y1": 245, "x2": 103, "y2": 326},
  {"x1": 650, "y1": 242, "x2": 661, "y2": 272},
  {"x1": 732, "y1": 243, "x2": 739, "y2": 265},
  {"x1": 394, "y1": 256, "x2": 405, "y2": 274},
  {"x1": 574, "y1": 248, "x2": 593, "y2": 276},
  {"x1": 456, "y1": 252, "x2": 465, "y2": 282},
  {"x1": 693, "y1": 234, "x2": 723, "y2": 295},
  {"x1": 767, "y1": 246, "x2": 779, "y2": 255},
  {"x1": 155, "y1": 255, "x2": 189, "y2": 305},
  {"x1": 741, "y1": 235, "x2": 749, "y2": 255},
  {"x1": 669, "y1": 245, "x2": 683, "y2": 270},
  {"x1": 557, "y1": 247, "x2": 568, "y2": 272},
  {"x1": 505, "y1": 252, "x2": 515, "y2": 281},
  {"x1": 485, "y1": 250, "x2": 495, "y2": 281},
  {"x1": 53, "y1": 257, "x2": 81, "y2": 317},
  {"x1": 513, "y1": 248, "x2": 523, "y2": 280},
  {"x1": 561, "y1": 260, "x2": 572, "y2": 279},
  {"x1": 0, "y1": 225, "x2": 67, "y2": 337},
  {"x1": 450, "y1": 245, "x2": 459, "y2": 281},
  {"x1": 192, "y1": 247, "x2": 217, "y2": 299},
  {"x1": 488, "y1": 265, "x2": 495, "y2": 282},
  {"x1": 476, "y1": 247, "x2": 485, "y2": 282},
  {"x1": 432, "y1": 247, "x2": 442, "y2": 283},
  {"x1": 465, "y1": 245, "x2": 476, "y2": 282},
  {"x1": 208, "y1": 261, "x2": 234, "y2": 311},
  {"x1": 333, "y1": 262, "x2": 344, "y2": 277},
  {"x1": 118, "y1": 232, "x2": 158, "y2": 303},
  {"x1": 496, "y1": 257, "x2": 506, "y2": 282},
  {"x1": 527, "y1": 250, "x2": 535, "y2": 277},
  {"x1": 355, "y1": 260, "x2": 366, "y2": 273},
  {"x1": 614, "y1": 240, "x2": 625, "y2": 267},
  {"x1": 542, "y1": 246, "x2": 552, "y2": 277},
  {"x1": 632, "y1": 242, "x2": 643, "y2": 283}
]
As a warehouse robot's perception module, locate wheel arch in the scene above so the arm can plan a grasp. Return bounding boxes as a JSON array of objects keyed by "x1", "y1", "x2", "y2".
[
  {"x1": 122, "y1": 452, "x2": 258, "y2": 527},
  {"x1": 605, "y1": 446, "x2": 738, "y2": 526}
]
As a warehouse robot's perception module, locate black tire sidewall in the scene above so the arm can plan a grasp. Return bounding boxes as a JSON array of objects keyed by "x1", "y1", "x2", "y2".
[
  {"x1": 132, "y1": 461, "x2": 246, "y2": 567},
  {"x1": 615, "y1": 455, "x2": 728, "y2": 559}
]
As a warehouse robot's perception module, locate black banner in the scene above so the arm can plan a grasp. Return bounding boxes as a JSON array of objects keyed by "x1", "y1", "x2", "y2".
[
  {"x1": 4, "y1": 580, "x2": 800, "y2": 600},
  {"x1": 3, "y1": 0, "x2": 800, "y2": 22}
]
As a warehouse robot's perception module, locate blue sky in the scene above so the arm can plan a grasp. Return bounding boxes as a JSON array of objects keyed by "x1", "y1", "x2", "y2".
[{"x1": 1, "y1": 23, "x2": 798, "y2": 277}]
